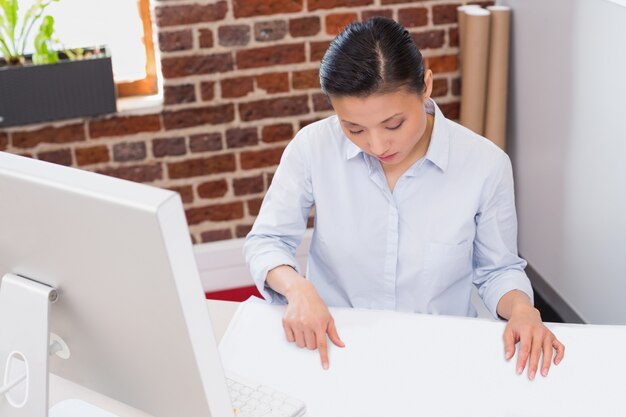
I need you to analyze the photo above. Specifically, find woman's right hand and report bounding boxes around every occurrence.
[282,278,345,369]
[266,265,345,369]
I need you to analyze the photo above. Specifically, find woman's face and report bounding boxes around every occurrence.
[330,72,433,167]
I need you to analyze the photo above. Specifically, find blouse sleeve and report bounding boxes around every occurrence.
[243,133,314,304]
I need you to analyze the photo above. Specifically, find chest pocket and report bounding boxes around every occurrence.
[423,241,472,291]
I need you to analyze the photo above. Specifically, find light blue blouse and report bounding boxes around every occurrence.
[244,99,533,318]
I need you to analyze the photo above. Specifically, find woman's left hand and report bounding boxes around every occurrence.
[503,303,565,380]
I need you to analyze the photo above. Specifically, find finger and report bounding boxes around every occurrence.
[502,327,516,360]
[282,320,295,343]
[318,335,329,370]
[540,336,554,377]
[516,335,531,375]
[294,329,306,349]
[553,339,565,365]
[304,329,317,350]
[327,319,345,348]
[527,331,545,380]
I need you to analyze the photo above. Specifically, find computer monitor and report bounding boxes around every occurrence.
[0,151,234,417]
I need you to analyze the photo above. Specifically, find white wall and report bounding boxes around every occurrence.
[501,0,626,324]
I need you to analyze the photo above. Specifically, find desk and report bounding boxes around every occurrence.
[219,299,626,417]
[50,299,626,417]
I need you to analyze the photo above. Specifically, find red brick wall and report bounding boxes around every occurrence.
[0,0,492,244]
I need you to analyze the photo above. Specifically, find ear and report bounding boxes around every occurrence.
[422,69,433,102]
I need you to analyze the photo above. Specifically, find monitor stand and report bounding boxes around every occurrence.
[0,273,72,417]
[1,274,121,417]
[0,273,56,416]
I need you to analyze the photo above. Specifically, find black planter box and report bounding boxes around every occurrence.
[0,55,117,128]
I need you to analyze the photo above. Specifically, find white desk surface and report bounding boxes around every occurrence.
[50,299,626,417]
[219,299,626,417]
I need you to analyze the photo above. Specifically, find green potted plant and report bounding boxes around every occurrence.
[0,0,117,127]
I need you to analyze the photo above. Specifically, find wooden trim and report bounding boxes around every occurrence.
[116,0,157,97]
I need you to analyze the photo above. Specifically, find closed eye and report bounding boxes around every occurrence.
[348,129,364,135]
[386,121,405,131]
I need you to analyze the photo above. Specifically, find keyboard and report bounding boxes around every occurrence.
[226,374,306,417]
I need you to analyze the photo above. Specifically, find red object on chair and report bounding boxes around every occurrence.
[205,285,262,302]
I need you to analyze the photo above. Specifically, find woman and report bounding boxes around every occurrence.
[244,17,564,379]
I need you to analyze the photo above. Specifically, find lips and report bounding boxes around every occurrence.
[377,152,398,162]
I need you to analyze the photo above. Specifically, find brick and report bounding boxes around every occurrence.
[153,137,186,157]
[199,29,214,48]
[468,1,496,7]
[164,84,196,105]
[381,0,426,4]
[240,147,285,170]
[75,145,110,166]
[255,20,287,42]
[12,123,85,149]
[362,9,393,20]
[97,163,163,183]
[307,216,315,228]
[398,7,428,28]
[158,30,192,52]
[313,93,333,111]
[411,30,445,49]
[233,0,302,18]
[161,53,233,79]
[113,142,147,162]
[186,202,244,225]
[425,55,458,73]
[451,77,461,96]
[289,17,320,37]
[439,102,460,120]
[326,13,358,36]
[236,44,305,69]
[449,27,459,47]
[299,118,322,129]
[226,128,258,149]
[218,25,251,47]
[247,197,264,216]
[201,81,215,101]
[239,96,309,122]
[197,179,228,198]
[168,154,236,179]
[155,2,227,27]
[266,172,275,186]
[163,104,235,130]
[190,133,223,153]
[432,78,448,98]
[221,76,254,98]
[262,123,293,143]
[235,224,253,238]
[89,115,161,139]
[233,175,264,196]
[310,41,331,62]
[433,4,459,25]
[168,185,194,203]
[200,228,232,243]
[256,72,289,94]
[309,0,372,11]
[0,133,8,151]
[292,69,319,89]
[38,148,72,166]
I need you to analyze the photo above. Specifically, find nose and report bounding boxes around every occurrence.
[369,133,390,157]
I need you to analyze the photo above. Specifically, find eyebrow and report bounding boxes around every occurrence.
[341,113,403,127]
